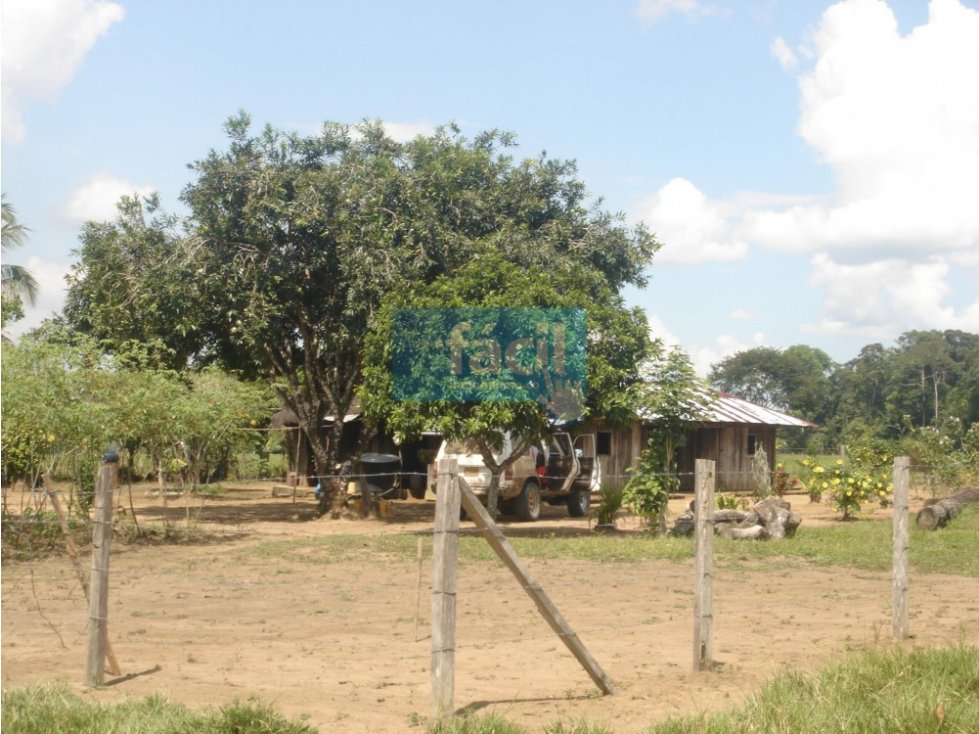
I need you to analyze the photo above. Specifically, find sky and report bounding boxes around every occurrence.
[2,0,978,375]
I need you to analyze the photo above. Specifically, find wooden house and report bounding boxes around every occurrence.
[586,393,815,493]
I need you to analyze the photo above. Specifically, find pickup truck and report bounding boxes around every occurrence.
[429,432,600,521]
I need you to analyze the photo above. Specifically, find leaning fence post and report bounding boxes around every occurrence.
[892,456,910,640]
[693,458,715,672]
[431,458,460,718]
[85,452,118,687]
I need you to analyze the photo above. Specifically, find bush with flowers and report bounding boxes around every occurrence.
[801,444,893,519]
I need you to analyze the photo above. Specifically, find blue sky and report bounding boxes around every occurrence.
[3,0,978,374]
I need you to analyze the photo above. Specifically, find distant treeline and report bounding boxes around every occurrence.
[708,330,979,450]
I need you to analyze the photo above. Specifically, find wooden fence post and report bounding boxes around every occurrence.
[42,475,121,677]
[892,456,910,640]
[85,454,118,687]
[457,476,616,695]
[693,458,715,672]
[431,458,460,718]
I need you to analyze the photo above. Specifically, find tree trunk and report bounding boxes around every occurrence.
[916,487,979,530]
[485,469,503,518]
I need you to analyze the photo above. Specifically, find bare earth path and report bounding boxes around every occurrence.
[3,489,978,733]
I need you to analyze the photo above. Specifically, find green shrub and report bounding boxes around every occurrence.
[594,485,624,526]
[0,684,317,734]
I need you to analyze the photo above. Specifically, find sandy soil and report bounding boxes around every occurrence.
[3,486,978,734]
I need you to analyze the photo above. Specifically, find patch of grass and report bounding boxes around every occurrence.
[0,683,317,734]
[245,533,423,564]
[644,644,979,734]
[421,645,979,734]
[244,531,694,566]
[241,504,979,576]
[715,504,979,577]
[1,510,89,562]
[430,711,529,734]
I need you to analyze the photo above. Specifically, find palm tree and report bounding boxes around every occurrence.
[2,194,38,307]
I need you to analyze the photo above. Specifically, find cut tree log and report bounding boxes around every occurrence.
[916,487,979,531]
[718,524,768,540]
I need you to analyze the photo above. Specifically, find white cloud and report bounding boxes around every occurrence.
[729,308,754,321]
[382,121,436,142]
[635,1,979,341]
[635,178,748,264]
[646,313,764,376]
[1,0,124,143]
[771,36,798,69]
[3,256,71,339]
[804,253,979,336]
[750,0,979,255]
[634,0,718,25]
[61,172,154,224]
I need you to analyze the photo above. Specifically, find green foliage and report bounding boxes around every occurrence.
[623,442,675,528]
[645,644,979,734]
[716,493,746,511]
[1,332,276,507]
[0,509,88,562]
[63,114,656,514]
[430,712,529,734]
[709,344,835,423]
[594,484,625,526]
[710,331,979,457]
[1,194,38,331]
[0,683,317,734]
[625,346,712,530]
[241,504,979,574]
[800,443,893,519]
[63,195,198,370]
[772,463,790,497]
[901,417,979,490]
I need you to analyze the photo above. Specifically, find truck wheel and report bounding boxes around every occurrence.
[567,486,590,517]
[515,481,541,522]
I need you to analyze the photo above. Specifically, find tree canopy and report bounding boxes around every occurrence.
[64,113,658,516]
[709,331,979,450]
[2,194,38,332]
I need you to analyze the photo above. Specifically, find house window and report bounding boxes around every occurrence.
[597,432,612,456]
[747,434,758,456]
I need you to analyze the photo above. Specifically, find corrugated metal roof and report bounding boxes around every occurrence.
[639,391,816,428]
[706,393,816,427]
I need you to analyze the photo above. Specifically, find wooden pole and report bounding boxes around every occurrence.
[415,535,424,642]
[85,454,118,687]
[42,475,121,677]
[457,476,616,695]
[693,458,715,672]
[892,456,910,640]
[431,458,460,718]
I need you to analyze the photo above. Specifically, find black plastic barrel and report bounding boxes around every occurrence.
[358,453,401,496]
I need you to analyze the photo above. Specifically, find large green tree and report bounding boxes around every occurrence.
[360,250,652,516]
[67,114,656,517]
[63,195,203,369]
[708,345,835,424]
[2,194,38,332]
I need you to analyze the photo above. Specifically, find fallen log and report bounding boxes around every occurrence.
[916,487,979,531]
[719,524,768,540]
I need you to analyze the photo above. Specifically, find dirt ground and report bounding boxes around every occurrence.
[3,485,978,734]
